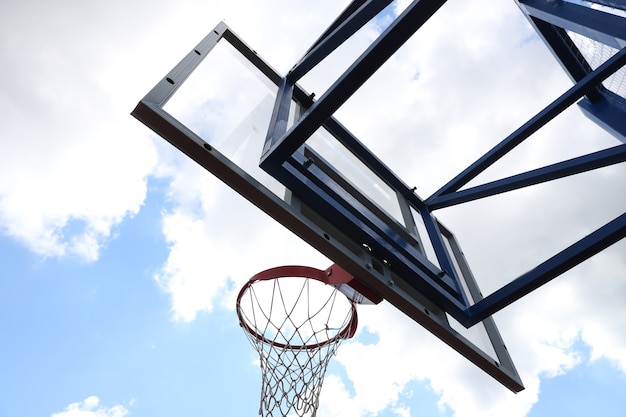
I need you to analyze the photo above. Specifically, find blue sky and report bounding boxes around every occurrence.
[0,181,259,417]
[1,1,626,417]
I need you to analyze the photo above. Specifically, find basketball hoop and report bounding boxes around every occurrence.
[236,265,364,417]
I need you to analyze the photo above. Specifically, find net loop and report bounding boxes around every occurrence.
[237,265,358,417]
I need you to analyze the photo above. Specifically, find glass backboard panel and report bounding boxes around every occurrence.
[162,40,286,199]
[132,22,524,392]
[411,206,440,268]
[568,30,626,99]
[305,128,406,225]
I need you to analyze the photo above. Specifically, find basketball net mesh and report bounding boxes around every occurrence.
[237,273,357,417]
[569,31,626,101]
[565,1,626,101]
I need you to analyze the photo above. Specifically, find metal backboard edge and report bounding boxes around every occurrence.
[131,22,524,392]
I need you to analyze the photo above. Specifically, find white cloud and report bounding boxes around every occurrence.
[317,374,362,417]
[51,396,128,417]
[0,0,358,263]
[0,0,166,261]
[393,405,412,417]
[153,156,331,322]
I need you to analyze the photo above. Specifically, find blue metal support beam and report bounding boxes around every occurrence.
[464,212,626,327]
[579,95,626,144]
[278,156,470,316]
[260,0,449,169]
[262,78,293,154]
[288,0,393,82]
[427,46,626,202]
[524,16,603,101]
[427,144,626,209]
[517,0,626,142]
[259,1,626,330]
[519,0,626,48]
[300,0,373,54]
[419,209,469,306]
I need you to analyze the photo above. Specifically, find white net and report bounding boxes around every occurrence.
[568,31,626,100]
[237,268,358,417]
[563,1,626,100]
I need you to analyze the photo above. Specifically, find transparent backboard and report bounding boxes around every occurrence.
[131,22,524,392]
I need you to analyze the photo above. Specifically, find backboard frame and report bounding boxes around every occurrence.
[131,21,524,392]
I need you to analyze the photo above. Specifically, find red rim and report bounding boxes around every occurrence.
[236,265,358,350]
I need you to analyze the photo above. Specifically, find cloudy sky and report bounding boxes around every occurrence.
[1,1,626,417]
